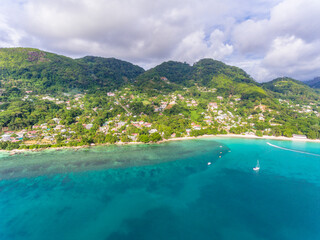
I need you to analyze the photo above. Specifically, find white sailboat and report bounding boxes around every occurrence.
[253,160,260,171]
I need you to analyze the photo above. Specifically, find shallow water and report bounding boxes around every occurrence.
[0,138,320,240]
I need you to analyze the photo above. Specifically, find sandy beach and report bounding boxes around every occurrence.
[161,134,320,143]
[1,134,320,155]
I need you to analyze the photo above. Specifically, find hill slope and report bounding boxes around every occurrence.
[304,77,320,89]
[0,48,144,93]
[0,47,319,104]
[136,58,266,100]
[262,77,320,102]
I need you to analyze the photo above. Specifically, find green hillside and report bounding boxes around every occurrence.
[0,47,67,68]
[135,61,192,92]
[136,58,267,100]
[191,59,266,99]
[76,56,144,88]
[305,77,320,89]
[262,77,320,102]
[0,48,144,93]
[191,58,255,85]
[0,48,318,104]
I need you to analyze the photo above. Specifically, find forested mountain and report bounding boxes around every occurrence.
[76,56,144,89]
[0,48,144,93]
[304,77,320,89]
[136,58,267,100]
[134,61,190,92]
[262,77,320,102]
[0,48,319,150]
[191,59,265,99]
[1,48,317,102]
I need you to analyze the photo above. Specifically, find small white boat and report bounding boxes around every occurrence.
[207,162,211,165]
[253,160,260,171]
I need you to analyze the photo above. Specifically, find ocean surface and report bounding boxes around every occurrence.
[0,137,320,240]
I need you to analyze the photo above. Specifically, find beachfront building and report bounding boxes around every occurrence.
[292,134,307,139]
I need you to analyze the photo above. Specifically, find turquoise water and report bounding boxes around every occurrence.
[0,137,320,240]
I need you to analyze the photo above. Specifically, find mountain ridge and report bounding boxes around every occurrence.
[0,48,319,149]
[304,77,320,89]
[0,48,144,92]
[1,47,319,103]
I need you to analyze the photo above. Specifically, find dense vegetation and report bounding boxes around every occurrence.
[0,47,319,150]
[0,48,144,94]
[305,77,320,89]
[262,77,320,102]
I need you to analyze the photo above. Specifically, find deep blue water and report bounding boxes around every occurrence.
[0,137,320,240]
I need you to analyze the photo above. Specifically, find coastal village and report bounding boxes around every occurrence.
[1,4,320,239]
[1,84,319,148]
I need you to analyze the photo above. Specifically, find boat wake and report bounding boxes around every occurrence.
[266,142,320,157]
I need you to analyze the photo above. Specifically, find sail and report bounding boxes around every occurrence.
[253,160,260,171]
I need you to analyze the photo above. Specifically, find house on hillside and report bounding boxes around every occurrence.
[149,129,157,134]
[1,134,11,141]
[192,125,202,130]
[208,102,218,111]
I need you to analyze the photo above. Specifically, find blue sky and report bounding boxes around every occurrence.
[0,0,319,82]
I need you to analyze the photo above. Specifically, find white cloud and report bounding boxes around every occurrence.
[262,36,320,79]
[263,36,315,68]
[231,0,320,81]
[172,29,233,63]
[232,19,271,55]
[233,0,320,54]
[0,14,23,47]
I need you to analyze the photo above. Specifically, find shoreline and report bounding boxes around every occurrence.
[1,134,320,155]
[160,133,320,143]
